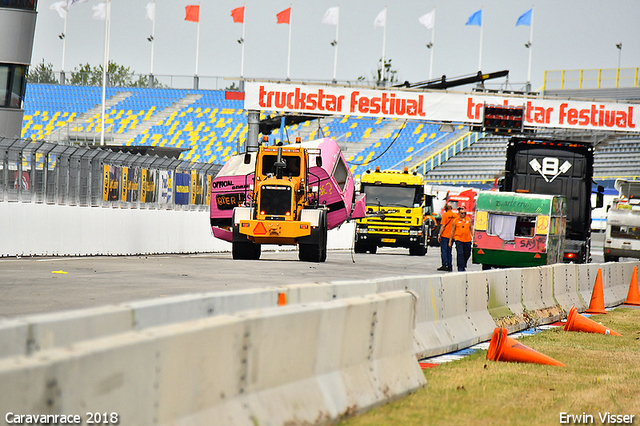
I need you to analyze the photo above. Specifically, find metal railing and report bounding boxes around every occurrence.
[0,136,220,210]
[543,67,640,90]
[409,131,485,176]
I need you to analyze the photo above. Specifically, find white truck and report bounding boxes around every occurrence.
[604,179,640,262]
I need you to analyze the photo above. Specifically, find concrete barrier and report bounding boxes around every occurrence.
[604,262,628,305]
[3,261,639,364]
[551,263,585,312]
[126,288,279,330]
[464,271,497,344]
[0,306,132,358]
[521,267,562,324]
[0,203,356,258]
[0,292,425,426]
[485,268,526,332]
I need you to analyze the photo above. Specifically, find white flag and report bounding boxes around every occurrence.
[49,1,68,18]
[373,8,386,29]
[321,6,339,25]
[146,2,155,21]
[92,3,106,20]
[66,0,89,9]
[418,9,435,29]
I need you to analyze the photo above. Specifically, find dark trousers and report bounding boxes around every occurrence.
[455,240,472,271]
[440,237,452,267]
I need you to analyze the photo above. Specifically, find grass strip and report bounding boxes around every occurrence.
[339,307,640,426]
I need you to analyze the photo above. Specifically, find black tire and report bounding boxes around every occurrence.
[299,211,327,262]
[354,240,367,254]
[604,255,619,263]
[232,241,260,260]
[369,245,377,254]
[409,244,426,256]
[482,264,492,270]
[299,243,322,262]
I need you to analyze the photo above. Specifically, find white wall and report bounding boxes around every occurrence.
[0,203,355,257]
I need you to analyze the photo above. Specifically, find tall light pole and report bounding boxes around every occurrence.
[616,42,622,69]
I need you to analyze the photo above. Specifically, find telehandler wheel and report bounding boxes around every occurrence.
[232,241,261,260]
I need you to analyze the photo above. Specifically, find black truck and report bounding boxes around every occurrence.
[502,137,603,263]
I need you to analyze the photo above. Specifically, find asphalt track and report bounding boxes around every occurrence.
[0,233,606,319]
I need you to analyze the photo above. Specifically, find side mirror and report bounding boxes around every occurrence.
[243,153,251,164]
[596,185,604,209]
[315,156,323,167]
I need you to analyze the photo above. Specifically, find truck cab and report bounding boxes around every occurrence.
[354,167,432,255]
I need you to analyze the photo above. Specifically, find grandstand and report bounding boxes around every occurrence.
[20,82,640,187]
[21,84,463,179]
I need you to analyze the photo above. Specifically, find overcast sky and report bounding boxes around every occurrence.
[31,0,639,91]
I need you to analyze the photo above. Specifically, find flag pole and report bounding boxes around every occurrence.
[240,3,246,79]
[381,6,387,69]
[527,7,534,90]
[286,4,292,80]
[150,1,156,76]
[429,7,435,80]
[61,14,67,82]
[100,0,111,146]
[478,6,483,72]
[332,6,339,83]
[195,6,201,77]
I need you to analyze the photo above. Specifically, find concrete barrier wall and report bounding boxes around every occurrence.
[0,292,425,426]
[0,203,355,257]
[552,263,586,312]
[2,261,639,362]
[485,268,526,332]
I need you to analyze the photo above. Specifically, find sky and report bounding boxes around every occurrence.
[31,0,640,92]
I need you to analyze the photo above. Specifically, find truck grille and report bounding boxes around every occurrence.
[260,186,292,216]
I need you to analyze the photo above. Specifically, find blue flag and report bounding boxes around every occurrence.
[516,9,532,26]
[466,9,482,26]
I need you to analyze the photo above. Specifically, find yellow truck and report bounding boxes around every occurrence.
[354,167,433,255]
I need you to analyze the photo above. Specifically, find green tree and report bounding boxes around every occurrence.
[358,58,398,87]
[69,61,149,87]
[375,58,398,87]
[27,60,57,84]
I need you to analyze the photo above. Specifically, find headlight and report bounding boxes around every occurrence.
[409,230,419,236]
[358,228,368,234]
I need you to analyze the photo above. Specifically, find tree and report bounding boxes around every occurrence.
[359,58,399,87]
[27,60,57,84]
[375,59,398,87]
[69,61,150,87]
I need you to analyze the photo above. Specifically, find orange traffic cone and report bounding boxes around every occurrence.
[486,327,565,367]
[623,266,640,306]
[278,292,287,306]
[585,268,607,314]
[564,306,621,336]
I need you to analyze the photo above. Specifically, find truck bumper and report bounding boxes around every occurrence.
[238,220,312,244]
[356,232,424,249]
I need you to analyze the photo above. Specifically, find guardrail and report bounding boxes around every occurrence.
[543,67,640,90]
[410,131,485,175]
[0,136,219,210]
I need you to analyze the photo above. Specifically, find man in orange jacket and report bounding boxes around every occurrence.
[449,206,473,272]
[437,203,457,271]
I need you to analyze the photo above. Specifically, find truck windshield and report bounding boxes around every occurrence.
[362,184,420,208]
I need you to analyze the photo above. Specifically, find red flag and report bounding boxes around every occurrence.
[276,7,291,24]
[231,6,244,23]
[185,5,199,22]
